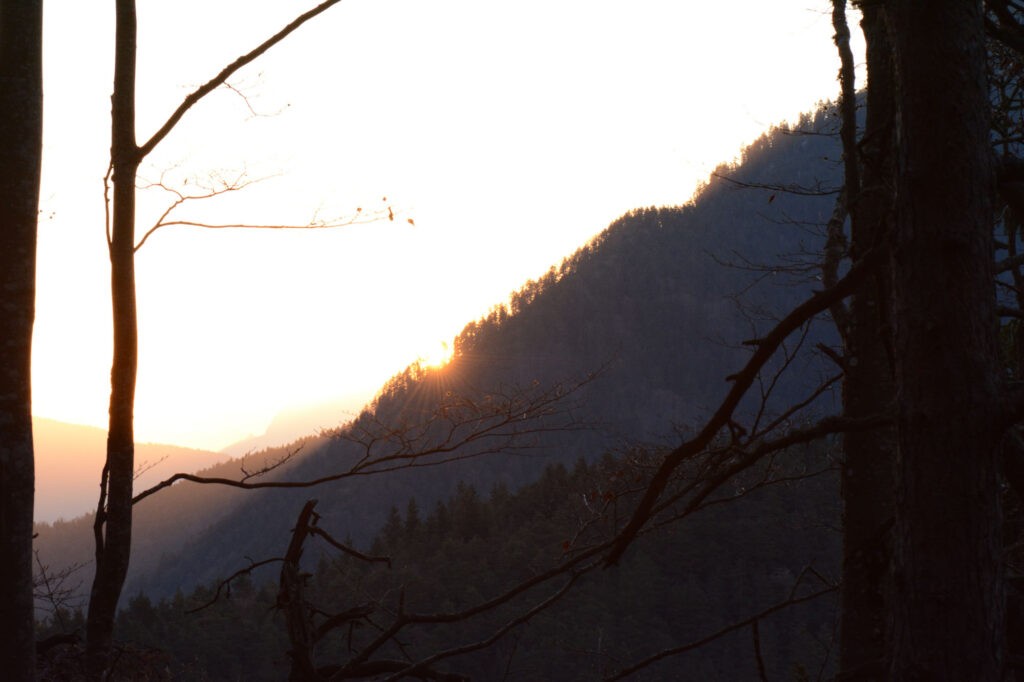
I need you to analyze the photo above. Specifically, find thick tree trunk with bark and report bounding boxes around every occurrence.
[0,2,44,679]
[837,4,896,678]
[85,1,141,676]
[888,2,1005,678]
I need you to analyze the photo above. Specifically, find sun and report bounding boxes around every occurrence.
[417,339,454,369]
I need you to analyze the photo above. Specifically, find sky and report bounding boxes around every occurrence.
[33,1,865,452]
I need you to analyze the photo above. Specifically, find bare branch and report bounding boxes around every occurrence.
[133,171,392,251]
[999,305,1024,319]
[137,0,346,159]
[679,413,889,519]
[262,402,851,680]
[220,80,284,119]
[270,498,602,681]
[133,374,597,506]
[185,557,285,614]
[752,619,769,682]
[381,573,583,682]
[817,342,846,370]
[132,455,167,482]
[308,525,391,568]
[605,248,881,565]
[131,446,303,504]
[999,249,1024,275]
[754,372,844,441]
[711,172,842,197]
[33,551,87,623]
[137,213,381,246]
[103,163,113,251]
[603,585,837,681]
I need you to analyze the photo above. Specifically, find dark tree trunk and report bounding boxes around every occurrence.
[81,3,347,675]
[85,1,140,676]
[0,2,44,679]
[887,2,1005,678]
[837,4,897,678]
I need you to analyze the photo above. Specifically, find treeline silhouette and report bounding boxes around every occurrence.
[40,450,838,680]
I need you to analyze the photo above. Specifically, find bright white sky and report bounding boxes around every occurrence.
[33,1,864,451]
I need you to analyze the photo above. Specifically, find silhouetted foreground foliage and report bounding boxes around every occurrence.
[37,446,838,680]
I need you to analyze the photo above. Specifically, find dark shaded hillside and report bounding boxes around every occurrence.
[123,107,845,601]
[36,106,847,647]
[95,452,838,681]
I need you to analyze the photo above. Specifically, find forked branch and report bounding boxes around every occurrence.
[605,248,881,565]
[132,373,596,506]
[137,0,347,159]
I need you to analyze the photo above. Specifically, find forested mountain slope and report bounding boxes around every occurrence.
[128,107,843,596]
[102,454,838,680]
[35,106,845,649]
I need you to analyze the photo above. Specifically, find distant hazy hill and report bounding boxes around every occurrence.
[32,417,226,523]
[218,393,372,458]
[32,432,310,614]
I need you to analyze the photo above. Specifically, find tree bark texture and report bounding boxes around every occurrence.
[887,2,1005,678]
[86,1,141,676]
[837,3,897,678]
[0,2,44,679]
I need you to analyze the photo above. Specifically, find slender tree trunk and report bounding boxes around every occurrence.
[837,4,896,678]
[86,1,140,676]
[0,2,44,680]
[81,3,347,674]
[887,2,1005,678]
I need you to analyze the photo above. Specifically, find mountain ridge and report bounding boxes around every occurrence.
[33,106,845,617]
[123,106,843,598]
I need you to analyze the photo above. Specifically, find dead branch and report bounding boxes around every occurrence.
[748,319,816,437]
[258,398,856,680]
[754,372,844,442]
[132,454,167,481]
[678,413,888,518]
[279,500,319,679]
[137,0,346,159]
[751,619,768,682]
[132,374,597,506]
[605,248,881,565]
[308,525,392,568]
[380,573,582,682]
[711,172,842,197]
[33,551,87,623]
[185,556,285,614]
[271,499,595,681]
[133,170,394,251]
[603,585,837,681]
